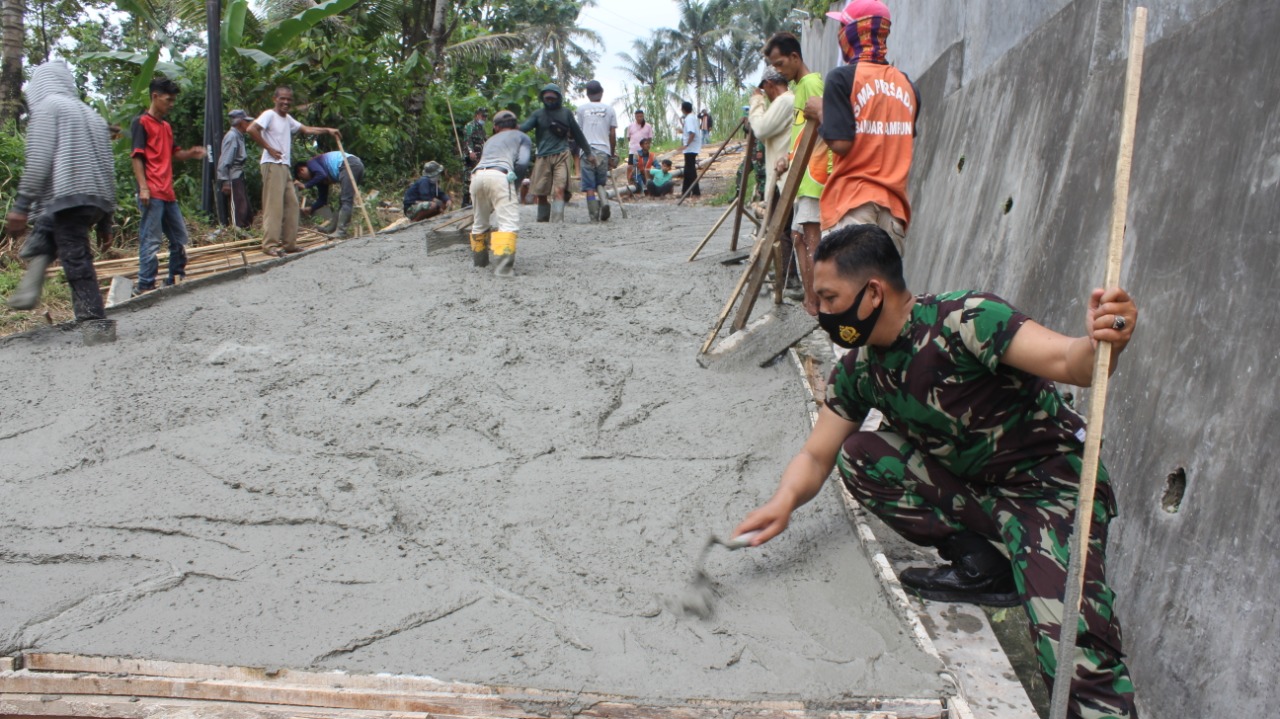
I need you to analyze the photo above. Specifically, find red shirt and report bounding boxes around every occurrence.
[130,112,178,201]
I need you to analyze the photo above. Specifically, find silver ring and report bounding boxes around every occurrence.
[1112,315,1127,331]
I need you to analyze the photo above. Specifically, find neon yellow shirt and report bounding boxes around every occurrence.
[790,72,825,199]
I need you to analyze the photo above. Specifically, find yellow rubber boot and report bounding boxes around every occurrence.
[491,231,517,277]
[470,232,490,268]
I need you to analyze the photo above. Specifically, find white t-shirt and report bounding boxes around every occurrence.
[254,109,303,165]
[575,102,617,155]
[682,113,703,154]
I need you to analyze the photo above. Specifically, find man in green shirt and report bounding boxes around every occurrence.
[519,83,594,223]
[765,32,825,316]
[645,159,675,197]
[735,225,1141,719]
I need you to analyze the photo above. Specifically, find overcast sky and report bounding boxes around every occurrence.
[571,0,683,105]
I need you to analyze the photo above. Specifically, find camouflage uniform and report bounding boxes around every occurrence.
[825,291,1137,719]
[462,117,488,207]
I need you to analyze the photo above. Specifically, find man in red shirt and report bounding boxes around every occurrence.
[129,77,206,294]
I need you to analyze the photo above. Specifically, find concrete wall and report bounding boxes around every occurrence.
[875,0,1280,715]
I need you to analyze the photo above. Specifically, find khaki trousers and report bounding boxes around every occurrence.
[261,163,299,252]
[829,202,907,256]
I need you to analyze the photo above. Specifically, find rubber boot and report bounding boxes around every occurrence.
[327,208,352,239]
[550,200,566,223]
[587,198,601,222]
[899,531,1020,607]
[470,232,490,268]
[6,254,52,310]
[491,231,517,277]
[536,201,551,223]
[600,203,611,222]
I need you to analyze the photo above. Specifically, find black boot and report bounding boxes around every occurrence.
[899,531,1020,607]
[536,201,551,223]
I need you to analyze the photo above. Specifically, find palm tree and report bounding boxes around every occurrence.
[615,36,675,93]
[737,0,800,43]
[520,0,602,91]
[660,0,734,109]
[0,0,23,125]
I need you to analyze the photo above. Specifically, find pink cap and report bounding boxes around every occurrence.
[826,0,891,25]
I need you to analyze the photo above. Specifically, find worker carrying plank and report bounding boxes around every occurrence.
[470,110,532,276]
[735,225,1140,719]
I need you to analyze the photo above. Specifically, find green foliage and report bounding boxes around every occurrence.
[259,0,362,55]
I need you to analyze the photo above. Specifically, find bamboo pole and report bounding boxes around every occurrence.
[334,137,377,238]
[1047,9,1146,719]
[677,117,747,206]
[687,198,739,262]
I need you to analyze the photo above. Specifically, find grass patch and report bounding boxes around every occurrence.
[0,256,74,336]
[707,177,756,207]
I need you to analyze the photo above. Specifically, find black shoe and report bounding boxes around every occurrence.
[899,531,1021,607]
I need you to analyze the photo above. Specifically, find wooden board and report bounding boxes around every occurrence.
[1,655,948,719]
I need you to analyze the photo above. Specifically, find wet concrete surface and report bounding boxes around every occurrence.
[0,201,944,703]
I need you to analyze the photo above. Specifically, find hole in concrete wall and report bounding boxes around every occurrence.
[956,155,965,173]
[1161,468,1187,514]
[1003,197,1014,214]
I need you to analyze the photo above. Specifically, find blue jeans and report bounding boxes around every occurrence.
[579,150,611,194]
[137,199,189,289]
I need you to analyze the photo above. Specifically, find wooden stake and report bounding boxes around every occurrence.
[606,161,629,219]
[729,127,755,251]
[677,117,747,206]
[333,137,377,238]
[1047,9,1146,719]
[687,198,739,262]
[731,122,818,332]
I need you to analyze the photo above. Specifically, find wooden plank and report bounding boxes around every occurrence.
[729,127,755,251]
[731,122,818,332]
[0,667,945,719]
[0,657,13,672]
[687,199,739,262]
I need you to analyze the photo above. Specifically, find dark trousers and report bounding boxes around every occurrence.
[217,177,253,228]
[52,206,107,321]
[682,152,700,197]
[645,181,673,197]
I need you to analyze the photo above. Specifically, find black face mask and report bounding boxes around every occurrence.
[542,95,561,111]
[818,281,882,349]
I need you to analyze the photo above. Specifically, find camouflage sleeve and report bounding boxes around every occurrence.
[955,293,1031,372]
[823,354,872,423]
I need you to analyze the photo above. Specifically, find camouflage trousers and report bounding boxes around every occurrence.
[838,431,1138,719]
[462,160,476,207]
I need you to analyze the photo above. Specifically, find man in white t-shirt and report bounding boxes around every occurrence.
[679,101,703,198]
[246,86,339,256]
[575,80,618,222]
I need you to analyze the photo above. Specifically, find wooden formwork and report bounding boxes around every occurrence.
[0,653,950,719]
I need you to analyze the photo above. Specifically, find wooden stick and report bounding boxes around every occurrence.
[333,137,377,238]
[1047,9,1146,719]
[676,117,747,206]
[698,220,776,354]
[445,96,466,167]
[606,162,629,219]
[731,122,818,332]
[730,127,755,251]
[687,198,739,262]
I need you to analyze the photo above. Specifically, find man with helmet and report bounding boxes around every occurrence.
[470,109,532,276]
[519,83,594,223]
[403,161,451,221]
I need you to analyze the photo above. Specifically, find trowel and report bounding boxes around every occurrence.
[680,531,760,620]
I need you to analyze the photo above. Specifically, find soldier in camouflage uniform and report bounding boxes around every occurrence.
[461,107,488,208]
[736,225,1139,719]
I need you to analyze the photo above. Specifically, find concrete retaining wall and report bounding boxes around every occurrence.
[879,0,1279,715]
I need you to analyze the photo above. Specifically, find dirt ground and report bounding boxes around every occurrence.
[0,193,944,703]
